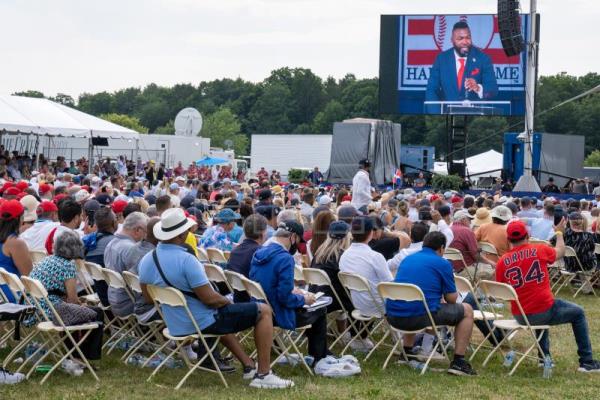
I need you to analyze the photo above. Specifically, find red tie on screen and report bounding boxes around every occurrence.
[457,58,466,90]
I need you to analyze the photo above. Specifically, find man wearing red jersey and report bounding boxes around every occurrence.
[496,220,600,372]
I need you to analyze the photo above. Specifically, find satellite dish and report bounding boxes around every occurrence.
[174,107,202,136]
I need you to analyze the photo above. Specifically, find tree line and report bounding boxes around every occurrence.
[14,69,600,161]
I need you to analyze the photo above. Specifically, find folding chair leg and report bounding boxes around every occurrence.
[482,329,516,367]
[365,330,389,362]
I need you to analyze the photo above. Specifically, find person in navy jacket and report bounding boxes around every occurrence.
[425,21,498,104]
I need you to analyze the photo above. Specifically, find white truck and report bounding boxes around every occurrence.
[250,134,332,181]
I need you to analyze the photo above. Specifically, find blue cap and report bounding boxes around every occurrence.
[328,221,350,239]
[214,208,241,222]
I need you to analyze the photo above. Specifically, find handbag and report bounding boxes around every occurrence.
[52,301,97,326]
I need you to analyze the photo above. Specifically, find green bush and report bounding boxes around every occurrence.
[431,174,463,191]
[288,168,309,183]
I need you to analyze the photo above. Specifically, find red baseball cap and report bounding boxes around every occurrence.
[0,199,24,221]
[451,195,463,204]
[39,183,53,195]
[507,220,528,240]
[342,195,352,202]
[4,187,21,197]
[430,194,440,202]
[38,200,58,213]
[52,194,68,205]
[1,182,14,192]
[111,200,128,214]
[15,181,29,191]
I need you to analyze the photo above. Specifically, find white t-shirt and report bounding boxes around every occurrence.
[21,220,60,251]
[339,243,393,317]
[386,242,423,275]
[351,170,372,210]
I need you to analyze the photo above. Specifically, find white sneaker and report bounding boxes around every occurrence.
[314,356,361,378]
[249,371,295,389]
[61,359,84,377]
[242,362,257,380]
[0,368,25,384]
[180,344,197,362]
[349,338,374,352]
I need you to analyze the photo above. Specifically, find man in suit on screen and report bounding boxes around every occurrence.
[425,21,498,104]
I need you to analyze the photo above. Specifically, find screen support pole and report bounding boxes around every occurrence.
[513,0,541,192]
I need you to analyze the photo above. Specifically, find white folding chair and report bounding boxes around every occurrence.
[84,261,117,330]
[293,264,304,282]
[454,275,502,361]
[444,248,474,283]
[242,277,314,375]
[204,263,233,293]
[197,247,210,263]
[0,269,37,368]
[564,246,598,298]
[478,280,549,375]
[206,248,228,265]
[146,284,229,389]
[29,250,48,266]
[337,271,386,359]
[102,267,144,354]
[377,282,450,373]
[302,267,355,349]
[20,276,100,384]
[478,241,499,257]
[120,271,164,363]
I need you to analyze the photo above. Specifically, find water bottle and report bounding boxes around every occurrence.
[408,360,425,371]
[543,355,553,379]
[503,350,515,367]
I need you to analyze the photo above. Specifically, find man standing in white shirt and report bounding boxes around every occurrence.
[351,159,373,214]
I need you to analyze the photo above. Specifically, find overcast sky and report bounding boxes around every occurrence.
[0,0,596,98]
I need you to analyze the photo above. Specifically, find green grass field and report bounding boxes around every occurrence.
[3,293,600,400]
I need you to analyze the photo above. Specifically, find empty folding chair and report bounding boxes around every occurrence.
[377,282,450,373]
[20,276,100,384]
[479,280,550,376]
[146,284,229,389]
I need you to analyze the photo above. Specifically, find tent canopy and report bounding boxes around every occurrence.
[196,156,229,166]
[0,95,139,139]
[434,149,503,178]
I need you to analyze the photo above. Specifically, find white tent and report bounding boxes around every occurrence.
[0,95,139,139]
[433,149,503,178]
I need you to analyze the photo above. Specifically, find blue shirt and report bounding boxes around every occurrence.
[228,225,244,244]
[386,248,456,317]
[138,243,216,335]
[525,218,554,241]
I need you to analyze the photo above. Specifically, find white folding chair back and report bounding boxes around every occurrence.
[294,264,304,281]
[595,243,600,256]
[0,269,26,303]
[122,271,142,293]
[224,270,247,292]
[562,246,597,297]
[20,276,100,384]
[206,248,228,264]
[204,263,233,292]
[302,268,331,287]
[145,284,228,388]
[478,280,550,375]
[85,262,107,281]
[478,241,499,256]
[29,250,48,265]
[197,247,210,262]
[376,282,449,372]
[242,277,269,304]
[443,247,466,262]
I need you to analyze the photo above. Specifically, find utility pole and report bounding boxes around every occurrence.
[513,0,541,192]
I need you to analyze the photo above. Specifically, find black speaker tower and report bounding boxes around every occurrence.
[497,0,525,56]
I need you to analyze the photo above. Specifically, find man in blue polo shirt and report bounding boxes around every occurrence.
[385,231,476,376]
